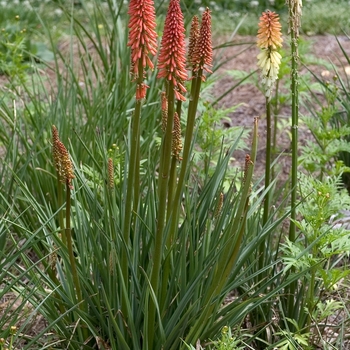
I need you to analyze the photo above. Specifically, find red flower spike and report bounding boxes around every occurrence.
[191,8,213,81]
[127,0,158,90]
[157,0,187,101]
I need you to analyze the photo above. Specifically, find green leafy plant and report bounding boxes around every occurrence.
[0,21,30,80]
[301,75,350,179]
[1,1,350,350]
[184,326,247,350]
[280,173,350,346]
[0,1,282,349]
[0,13,53,82]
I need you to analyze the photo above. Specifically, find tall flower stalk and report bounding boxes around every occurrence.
[52,126,86,332]
[148,0,187,346]
[123,0,158,294]
[256,10,283,269]
[168,7,213,252]
[287,0,302,245]
[287,0,302,324]
[159,7,213,319]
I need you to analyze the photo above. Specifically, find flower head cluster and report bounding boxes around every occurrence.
[189,8,213,80]
[127,0,158,99]
[257,10,283,98]
[52,125,75,190]
[257,10,283,50]
[157,0,187,101]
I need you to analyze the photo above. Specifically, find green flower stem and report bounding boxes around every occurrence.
[289,5,299,245]
[159,73,202,312]
[272,79,280,161]
[168,72,202,243]
[9,331,15,350]
[133,138,141,214]
[288,0,299,321]
[57,177,66,246]
[51,175,66,314]
[167,157,178,218]
[147,83,175,349]
[64,184,87,340]
[260,97,272,270]
[160,154,177,312]
[167,100,183,217]
[121,60,144,296]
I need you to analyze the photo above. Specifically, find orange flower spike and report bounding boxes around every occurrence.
[51,125,75,190]
[127,0,158,78]
[58,141,75,190]
[257,10,283,98]
[52,125,61,175]
[188,15,200,68]
[191,8,213,80]
[257,10,283,50]
[157,0,188,101]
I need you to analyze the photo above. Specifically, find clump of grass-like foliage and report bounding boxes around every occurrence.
[0,1,350,349]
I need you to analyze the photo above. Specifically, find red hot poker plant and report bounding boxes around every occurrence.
[127,0,158,100]
[166,7,213,257]
[157,0,187,101]
[148,1,188,346]
[190,7,213,80]
[123,0,159,302]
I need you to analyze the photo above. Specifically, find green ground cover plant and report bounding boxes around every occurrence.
[0,0,350,349]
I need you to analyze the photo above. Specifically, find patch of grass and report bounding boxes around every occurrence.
[211,1,350,36]
[301,1,350,34]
